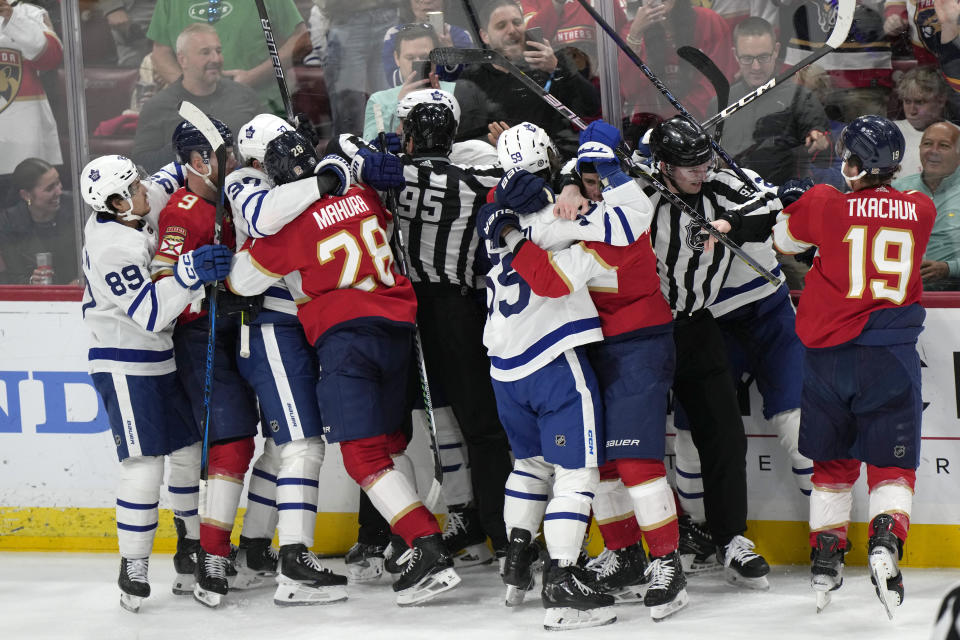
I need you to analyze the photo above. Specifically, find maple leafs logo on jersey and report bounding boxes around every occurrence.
[159,226,187,258]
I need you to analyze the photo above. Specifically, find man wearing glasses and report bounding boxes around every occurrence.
[721,17,829,186]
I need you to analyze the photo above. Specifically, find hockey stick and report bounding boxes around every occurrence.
[373,104,444,513]
[177,101,228,492]
[254,0,295,120]
[429,47,780,286]
[678,46,729,143]
[703,0,854,128]
[572,0,759,193]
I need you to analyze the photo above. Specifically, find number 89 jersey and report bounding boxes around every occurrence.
[228,185,418,346]
[773,183,935,348]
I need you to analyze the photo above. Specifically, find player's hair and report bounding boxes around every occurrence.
[175,23,219,57]
[13,157,55,196]
[480,0,522,32]
[895,65,949,102]
[394,24,441,56]
[733,17,776,46]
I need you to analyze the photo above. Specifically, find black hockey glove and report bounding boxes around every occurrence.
[778,177,814,208]
[206,284,264,322]
[293,113,321,147]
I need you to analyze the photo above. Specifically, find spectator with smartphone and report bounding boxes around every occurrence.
[381,0,474,87]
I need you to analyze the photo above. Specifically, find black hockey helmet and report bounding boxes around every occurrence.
[172,116,233,166]
[649,115,713,167]
[402,102,457,156]
[263,130,319,185]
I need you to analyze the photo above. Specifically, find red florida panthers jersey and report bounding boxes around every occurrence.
[152,188,238,325]
[228,185,417,345]
[773,184,935,348]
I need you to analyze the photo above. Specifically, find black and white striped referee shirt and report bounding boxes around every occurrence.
[646,168,780,316]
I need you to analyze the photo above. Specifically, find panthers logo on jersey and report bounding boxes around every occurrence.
[0,49,23,115]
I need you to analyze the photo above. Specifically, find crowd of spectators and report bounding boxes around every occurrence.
[3,0,960,290]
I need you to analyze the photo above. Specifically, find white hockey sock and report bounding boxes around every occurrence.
[203,474,246,533]
[592,478,634,529]
[867,481,913,525]
[276,437,324,547]
[809,486,853,535]
[166,442,201,539]
[241,437,281,540]
[770,409,813,496]
[431,406,473,506]
[504,456,553,535]
[391,451,418,493]
[544,466,598,563]
[364,468,423,527]
[627,476,676,530]
[673,428,705,522]
[117,455,164,558]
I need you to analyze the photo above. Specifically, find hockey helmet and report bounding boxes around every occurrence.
[172,116,233,166]
[263,130,319,186]
[402,101,458,155]
[837,115,904,176]
[80,155,143,214]
[649,116,713,167]
[497,122,558,175]
[237,113,292,165]
[396,88,461,125]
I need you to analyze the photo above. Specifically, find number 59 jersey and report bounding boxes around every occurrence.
[227,184,417,346]
[773,183,935,348]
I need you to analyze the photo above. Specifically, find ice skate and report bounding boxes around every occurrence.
[274,543,349,606]
[344,541,386,583]
[501,528,539,607]
[811,532,845,613]
[193,548,229,608]
[585,543,648,604]
[868,514,904,620]
[643,551,689,621]
[442,505,493,568]
[231,536,278,590]
[384,534,410,574]
[718,535,770,590]
[678,516,722,574]
[393,533,462,606]
[541,562,617,630]
[172,517,199,595]
[118,557,150,613]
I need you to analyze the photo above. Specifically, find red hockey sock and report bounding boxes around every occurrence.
[644,518,680,558]
[597,516,643,551]
[393,505,441,547]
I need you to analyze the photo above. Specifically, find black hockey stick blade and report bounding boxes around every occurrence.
[703,0,854,128]
[254,0,295,120]
[678,46,729,142]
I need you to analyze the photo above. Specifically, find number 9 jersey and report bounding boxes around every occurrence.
[773,183,936,348]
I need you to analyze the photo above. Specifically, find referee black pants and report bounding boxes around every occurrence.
[672,310,749,547]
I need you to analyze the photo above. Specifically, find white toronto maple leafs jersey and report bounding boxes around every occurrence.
[226,166,325,317]
[484,179,654,381]
[81,170,197,375]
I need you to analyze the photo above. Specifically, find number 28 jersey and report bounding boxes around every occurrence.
[227,184,417,345]
[773,184,935,348]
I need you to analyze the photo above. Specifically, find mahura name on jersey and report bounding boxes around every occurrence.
[311,193,371,230]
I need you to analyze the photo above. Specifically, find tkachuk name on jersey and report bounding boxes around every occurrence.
[607,439,641,447]
[312,194,371,230]
[847,197,919,221]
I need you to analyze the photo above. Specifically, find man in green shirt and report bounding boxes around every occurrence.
[146,0,305,113]
[892,121,960,290]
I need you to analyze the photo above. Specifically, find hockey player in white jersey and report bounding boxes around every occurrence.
[79,154,231,612]
[477,120,657,630]
[224,113,352,604]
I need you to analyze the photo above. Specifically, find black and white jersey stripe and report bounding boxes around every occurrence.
[647,168,780,315]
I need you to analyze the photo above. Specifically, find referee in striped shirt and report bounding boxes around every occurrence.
[645,116,780,587]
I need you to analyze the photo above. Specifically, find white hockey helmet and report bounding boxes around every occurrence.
[396,88,461,124]
[497,122,557,174]
[80,155,141,214]
[237,113,292,164]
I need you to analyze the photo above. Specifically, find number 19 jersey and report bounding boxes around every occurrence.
[773,183,935,348]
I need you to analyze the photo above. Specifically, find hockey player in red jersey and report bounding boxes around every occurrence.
[773,115,936,617]
[227,131,461,606]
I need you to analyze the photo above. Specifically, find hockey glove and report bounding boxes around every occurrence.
[315,154,352,196]
[371,132,402,154]
[495,168,554,214]
[777,177,814,208]
[175,244,232,290]
[210,284,264,321]
[577,141,630,189]
[476,202,520,250]
[293,113,321,147]
[579,119,622,150]
[351,147,406,191]
[795,246,817,267]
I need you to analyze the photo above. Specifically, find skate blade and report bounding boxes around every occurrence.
[651,588,690,621]
[680,554,722,575]
[543,606,616,631]
[868,551,899,620]
[119,593,143,613]
[505,581,533,607]
[724,567,770,591]
[610,584,646,605]
[172,573,195,595]
[347,558,384,584]
[274,582,349,606]
[396,567,462,606]
[816,590,832,613]
[453,543,494,568]
[229,569,269,591]
[193,584,224,608]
